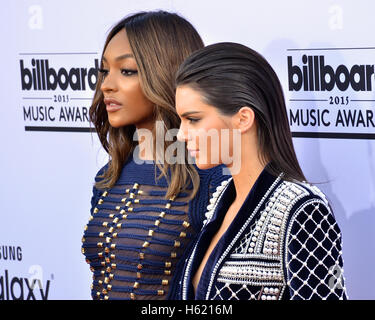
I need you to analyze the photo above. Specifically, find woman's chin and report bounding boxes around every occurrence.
[195,159,221,170]
[108,117,131,128]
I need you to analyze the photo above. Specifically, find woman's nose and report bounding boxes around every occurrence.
[100,72,117,93]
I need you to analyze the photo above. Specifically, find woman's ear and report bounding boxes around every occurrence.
[232,106,255,133]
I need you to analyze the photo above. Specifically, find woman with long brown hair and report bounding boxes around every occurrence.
[81,11,226,300]
[174,42,347,300]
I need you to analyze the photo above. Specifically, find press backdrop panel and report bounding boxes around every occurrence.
[0,0,374,299]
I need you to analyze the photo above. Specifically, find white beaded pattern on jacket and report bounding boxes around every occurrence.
[203,178,232,226]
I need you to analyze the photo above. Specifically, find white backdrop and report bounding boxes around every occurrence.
[0,0,374,299]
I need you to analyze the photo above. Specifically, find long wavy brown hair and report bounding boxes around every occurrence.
[90,11,204,198]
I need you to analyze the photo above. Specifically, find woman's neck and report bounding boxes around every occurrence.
[227,136,265,204]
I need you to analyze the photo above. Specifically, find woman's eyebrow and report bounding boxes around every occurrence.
[102,53,134,62]
[180,111,202,117]
[115,53,134,61]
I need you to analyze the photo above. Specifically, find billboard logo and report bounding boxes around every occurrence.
[288,55,375,92]
[286,48,375,139]
[20,58,99,91]
[19,52,99,132]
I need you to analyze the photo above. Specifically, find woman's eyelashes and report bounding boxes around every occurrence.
[98,67,138,78]
[121,69,138,76]
[186,117,201,124]
[98,68,109,78]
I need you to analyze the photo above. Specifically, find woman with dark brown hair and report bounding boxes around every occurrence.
[81,11,226,300]
[173,42,347,300]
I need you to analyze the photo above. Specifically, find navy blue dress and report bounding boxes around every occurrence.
[82,155,227,300]
[176,167,347,300]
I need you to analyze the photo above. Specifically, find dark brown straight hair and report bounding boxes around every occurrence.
[176,42,306,182]
[90,11,204,198]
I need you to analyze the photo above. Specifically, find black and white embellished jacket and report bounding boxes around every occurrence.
[173,167,347,300]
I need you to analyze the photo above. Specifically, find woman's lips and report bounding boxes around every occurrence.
[104,98,122,112]
[106,104,122,112]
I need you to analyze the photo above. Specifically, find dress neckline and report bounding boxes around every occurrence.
[193,167,280,299]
